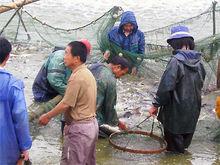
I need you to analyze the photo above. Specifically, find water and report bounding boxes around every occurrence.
[1,0,214,31]
[2,0,220,164]
[5,51,220,164]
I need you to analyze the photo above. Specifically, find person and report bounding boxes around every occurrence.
[30,39,91,133]
[149,25,206,153]
[39,41,98,165]
[107,11,145,75]
[32,39,91,102]
[0,37,32,164]
[89,56,131,137]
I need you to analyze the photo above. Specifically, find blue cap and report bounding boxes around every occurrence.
[167,25,194,44]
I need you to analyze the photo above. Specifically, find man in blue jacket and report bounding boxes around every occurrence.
[0,37,32,164]
[108,11,145,75]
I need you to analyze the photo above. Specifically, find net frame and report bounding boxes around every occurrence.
[109,130,167,154]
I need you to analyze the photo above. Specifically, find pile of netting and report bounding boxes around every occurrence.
[1,1,220,90]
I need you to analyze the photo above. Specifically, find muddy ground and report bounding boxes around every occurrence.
[4,48,220,165]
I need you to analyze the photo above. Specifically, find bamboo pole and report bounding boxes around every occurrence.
[213,1,217,36]
[0,0,39,14]
[212,1,220,89]
[217,59,220,89]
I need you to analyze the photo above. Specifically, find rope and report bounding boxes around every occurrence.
[144,5,212,34]
[31,20,54,46]
[23,6,117,32]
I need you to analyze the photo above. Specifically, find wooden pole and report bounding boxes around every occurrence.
[0,0,39,14]
[212,1,217,36]
[217,59,220,89]
[213,1,220,89]
[0,9,18,35]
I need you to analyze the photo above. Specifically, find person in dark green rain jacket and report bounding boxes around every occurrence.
[30,39,91,134]
[89,56,131,138]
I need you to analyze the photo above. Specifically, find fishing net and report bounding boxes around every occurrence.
[1,1,220,89]
[109,116,167,154]
[109,131,167,154]
[0,2,123,63]
[2,1,220,155]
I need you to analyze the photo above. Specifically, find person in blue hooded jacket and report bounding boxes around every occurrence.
[0,37,32,164]
[107,11,145,75]
[149,26,206,153]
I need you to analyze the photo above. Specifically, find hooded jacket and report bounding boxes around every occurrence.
[153,50,206,134]
[89,63,118,126]
[32,50,71,102]
[0,69,32,164]
[108,11,145,55]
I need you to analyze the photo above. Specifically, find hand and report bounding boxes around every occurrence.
[148,106,158,116]
[118,120,127,130]
[131,67,137,76]
[63,124,68,135]
[39,113,51,126]
[21,150,29,161]
[103,50,110,60]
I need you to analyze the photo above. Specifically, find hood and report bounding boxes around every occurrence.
[174,50,202,71]
[118,11,138,34]
[0,70,21,98]
[0,70,11,98]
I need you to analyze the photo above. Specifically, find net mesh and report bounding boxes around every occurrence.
[110,132,165,151]
[1,2,220,90]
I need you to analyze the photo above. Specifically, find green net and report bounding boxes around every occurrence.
[1,2,220,90]
[0,5,124,64]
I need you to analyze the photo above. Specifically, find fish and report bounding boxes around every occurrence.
[99,124,121,138]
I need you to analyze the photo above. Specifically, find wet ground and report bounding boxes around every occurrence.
[4,48,220,165]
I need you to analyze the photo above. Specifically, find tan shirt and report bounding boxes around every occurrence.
[62,64,97,122]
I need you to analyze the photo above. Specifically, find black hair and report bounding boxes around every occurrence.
[0,37,12,64]
[68,41,87,63]
[110,55,131,70]
[168,37,195,51]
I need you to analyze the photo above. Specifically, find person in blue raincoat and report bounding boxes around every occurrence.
[107,11,145,75]
[0,37,32,164]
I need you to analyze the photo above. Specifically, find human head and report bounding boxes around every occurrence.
[0,37,12,65]
[123,23,134,33]
[80,39,92,55]
[119,11,138,34]
[109,55,131,78]
[167,25,195,50]
[64,41,87,68]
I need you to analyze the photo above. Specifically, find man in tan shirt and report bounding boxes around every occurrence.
[39,41,98,165]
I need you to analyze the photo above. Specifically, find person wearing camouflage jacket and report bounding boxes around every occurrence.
[89,56,130,138]
[32,50,71,102]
